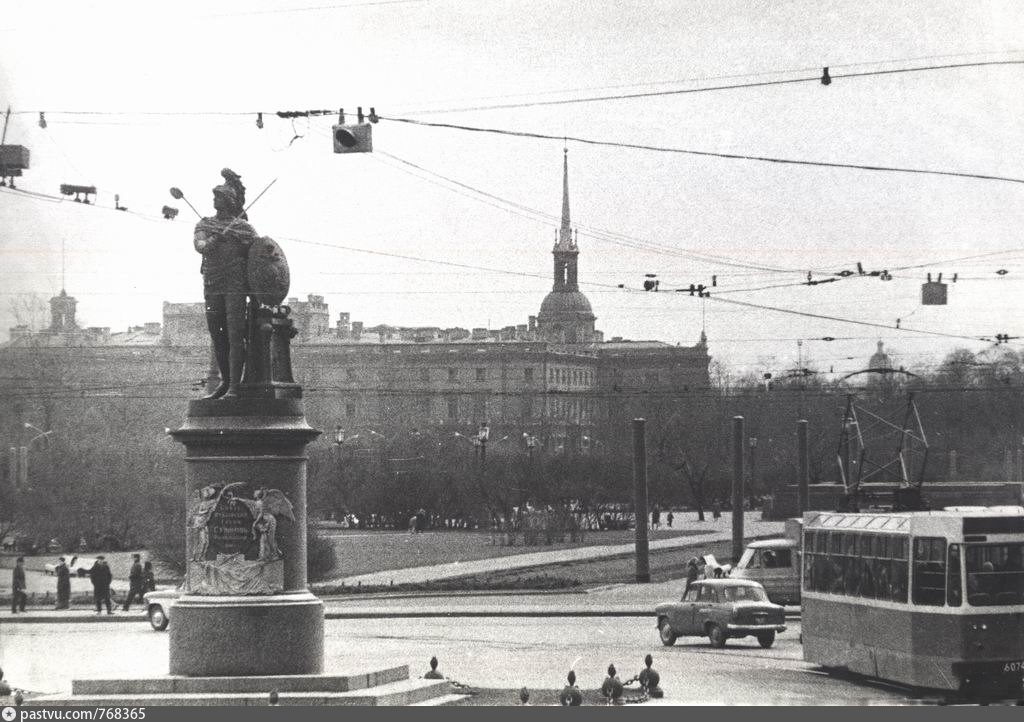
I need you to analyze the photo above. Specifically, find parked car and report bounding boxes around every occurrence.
[655,578,786,649]
[44,556,98,577]
[143,588,180,631]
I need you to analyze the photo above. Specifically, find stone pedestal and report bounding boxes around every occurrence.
[169,396,322,677]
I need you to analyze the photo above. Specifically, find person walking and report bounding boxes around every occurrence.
[142,561,156,593]
[54,556,71,610]
[123,554,144,611]
[666,511,674,528]
[89,556,113,615]
[11,557,27,614]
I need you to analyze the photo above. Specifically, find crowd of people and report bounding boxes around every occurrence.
[8,553,156,614]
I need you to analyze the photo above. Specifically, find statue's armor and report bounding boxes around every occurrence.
[194,217,257,295]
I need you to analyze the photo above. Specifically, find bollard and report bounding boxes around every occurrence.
[637,654,663,698]
[519,687,530,705]
[424,656,444,679]
[601,664,624,705]
[268,689,279,706]
[559,670,583,706]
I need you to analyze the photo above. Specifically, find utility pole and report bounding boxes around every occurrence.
[632,418,650,583]
[797,419,809,515]
[732,416,745,564]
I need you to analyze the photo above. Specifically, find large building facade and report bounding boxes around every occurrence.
[2,153,710,478]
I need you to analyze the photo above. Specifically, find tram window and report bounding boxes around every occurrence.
[816,532,828,554]
[912,537,947,606]
[965,542,1024,606]
[946,544,962,607]
[891,556,909,603]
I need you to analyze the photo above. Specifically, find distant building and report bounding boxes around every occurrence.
[1,152,710,479]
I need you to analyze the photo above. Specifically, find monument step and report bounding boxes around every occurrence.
[410,693,472,706]
[72,666,408,696]
[32,678,454,707]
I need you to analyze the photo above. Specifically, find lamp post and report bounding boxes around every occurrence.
[749,437,759,498]
[333,427,348,519]
[14,422,53,489]
[476,422,490,472]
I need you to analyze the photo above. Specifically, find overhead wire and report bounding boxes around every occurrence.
[379,116,1024,187]
[389,49,1024,115]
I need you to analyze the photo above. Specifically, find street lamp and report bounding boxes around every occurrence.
[24,422,52,448]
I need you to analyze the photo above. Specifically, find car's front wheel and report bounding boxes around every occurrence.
[148,605,168,631]
[708,624,727,648]
[757,631,776,648]
[658,618,677,647]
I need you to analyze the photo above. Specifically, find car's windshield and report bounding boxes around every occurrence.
[720,585,768,602]
[965,542,1024,606]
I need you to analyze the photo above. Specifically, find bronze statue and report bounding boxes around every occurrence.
[194,170,256,399]
[191,169,291,399]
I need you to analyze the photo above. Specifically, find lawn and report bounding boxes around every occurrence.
[320,527,703,579]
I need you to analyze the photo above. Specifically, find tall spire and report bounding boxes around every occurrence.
[558,146,573,249]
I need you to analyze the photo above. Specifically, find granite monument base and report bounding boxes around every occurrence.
[169,591,324,676]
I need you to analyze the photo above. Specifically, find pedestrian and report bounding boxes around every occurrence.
[666,511,674,528]
[651,508,660,531]
[142,561,156,593]
[123,554,144,611]
[683,557,700,594]
[89,556,114,615]
[11,557,27,614]
[55,556,71,610]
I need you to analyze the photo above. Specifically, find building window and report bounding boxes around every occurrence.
[549,369,555,381]
[448,368,458,382]
[419,397,431,416]
[524,367,534,382]
[447,397,458,419]
[420,368,430,382]
[476,368,486,382]
[345,403,356,418]
[346,369,357,381]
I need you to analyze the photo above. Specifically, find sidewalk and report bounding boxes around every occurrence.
[317,513,783,588]
[2,513,787,623]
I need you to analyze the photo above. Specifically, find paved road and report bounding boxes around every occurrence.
[0,618,912,705]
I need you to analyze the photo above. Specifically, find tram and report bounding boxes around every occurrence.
[801,506,1024,698]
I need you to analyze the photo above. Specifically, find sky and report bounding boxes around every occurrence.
[1,0,1024,379]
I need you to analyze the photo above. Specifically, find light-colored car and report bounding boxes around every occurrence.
[731,538,801,605]
[44,556,98,577]
[143,588,180,631]
[655,578,786,649]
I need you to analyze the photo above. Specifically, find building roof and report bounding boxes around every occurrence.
[538,290,595,319]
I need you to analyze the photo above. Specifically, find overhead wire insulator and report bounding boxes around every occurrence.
[821,67,832,85]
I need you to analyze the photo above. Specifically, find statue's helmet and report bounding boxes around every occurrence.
[213,183,243,215]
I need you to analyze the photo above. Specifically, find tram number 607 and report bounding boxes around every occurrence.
[1003,661,1024,673]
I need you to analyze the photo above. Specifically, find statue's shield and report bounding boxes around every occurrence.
[247,235,290,306]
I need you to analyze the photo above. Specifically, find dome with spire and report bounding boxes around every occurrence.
[869,340,892,370]
[536,149,598,344]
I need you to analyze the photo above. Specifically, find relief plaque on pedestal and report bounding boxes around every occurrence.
[187,482,292,595]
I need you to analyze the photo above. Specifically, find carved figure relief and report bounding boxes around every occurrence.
[186,482,293,595]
